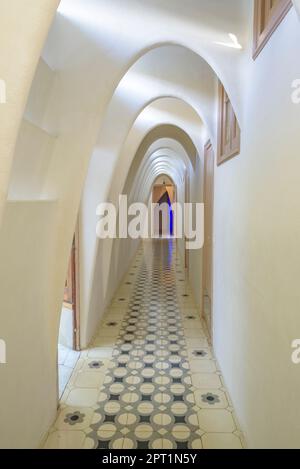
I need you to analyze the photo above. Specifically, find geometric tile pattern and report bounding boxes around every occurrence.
[86,242,200,449]
[44,240,244,449]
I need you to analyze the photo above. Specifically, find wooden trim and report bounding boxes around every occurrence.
[63,224,81,351]
[217,82,241,166]
[202,140,215,339]
[73,223,81,351]
[253,0,293,59]
[184,170,190,271]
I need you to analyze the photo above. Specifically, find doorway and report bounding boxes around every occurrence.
[58,229,80,398]
[202,141,214,337]
[152,177,176,238]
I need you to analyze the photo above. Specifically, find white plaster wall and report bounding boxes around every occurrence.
[24,59,56,132]
[8,119,56,200]
[0,0,59,222]
[0,201,58,448]
[212,10,300,448]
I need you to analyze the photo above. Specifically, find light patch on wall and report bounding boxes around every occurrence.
[57,0,158,51]
[133,101,204,138]
[118,72,172,105]
[214,33,242,50]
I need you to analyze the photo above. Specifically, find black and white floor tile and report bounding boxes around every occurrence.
[44,240,244,450]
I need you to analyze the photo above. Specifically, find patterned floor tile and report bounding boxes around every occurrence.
[44,240,244,449]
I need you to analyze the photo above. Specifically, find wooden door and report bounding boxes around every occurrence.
[63,241,74,305]
[63,233,80,351]
[202,141,214,335]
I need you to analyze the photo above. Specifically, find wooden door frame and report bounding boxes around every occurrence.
[63,225,81,351]
[202,140,215,339]
[185,170,190,271]
[73,226,81,351]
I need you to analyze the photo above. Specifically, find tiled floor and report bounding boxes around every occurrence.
[44,240,244,449]
[58,345,80,398]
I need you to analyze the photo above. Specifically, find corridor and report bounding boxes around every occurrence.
[44,240,244,450]
[2,0,300,451]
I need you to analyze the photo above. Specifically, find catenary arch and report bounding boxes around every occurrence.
[81,93,206,345]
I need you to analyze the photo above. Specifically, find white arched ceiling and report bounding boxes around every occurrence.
[86,45,216,206]
[111,97,203,205]
[76,43,216,349]
[129,147,189,204]
[81,95,203,344]
[123,130,199,196]
[132,155,185,203]
[55,0,250,116]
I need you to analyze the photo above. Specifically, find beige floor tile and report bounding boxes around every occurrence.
[83,436,96,449]
[92,336,117,349]
[96,328,120,338]
[44,430,86,449]
[134,424,154,439]
[190,359,217,373]
[87,347,113,358]
[74,371,106,388]
[201,433,243,449]
[151,438,174,449]
[191,438,203,449]
[185,329,207,339]
[186,338,209,348]
[192,372,222,389]
[197,409,236,433]
[122,438,135,449]
[97,424,118,439]
[66,388,99,407]
[183,320,203,329]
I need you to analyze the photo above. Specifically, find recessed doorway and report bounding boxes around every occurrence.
[58,229,81,398]
[152,176,176,239]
